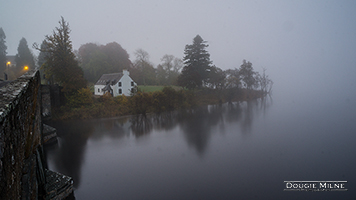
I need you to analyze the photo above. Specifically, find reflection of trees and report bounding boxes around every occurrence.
[225,102,243,123]
[44,96,273,187]
[130,106,226,156]
[260,94,273,117]
[238,95,273,135]
[143,99,272,156]
[240,100,254,134]
[130,112,180,137]
[130,115,153,137]
[177,105,226,157]
[90,118,128,140]
[45,120,94,188]
[207,105,225,128]
[45,117,133,188]
[152,112,178,131]
[178,107,212,156]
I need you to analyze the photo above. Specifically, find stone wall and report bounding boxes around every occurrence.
[0,70,44,199]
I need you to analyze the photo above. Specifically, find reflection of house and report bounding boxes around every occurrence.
[94,69,137,97]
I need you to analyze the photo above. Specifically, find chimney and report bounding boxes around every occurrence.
[123,69,129,76]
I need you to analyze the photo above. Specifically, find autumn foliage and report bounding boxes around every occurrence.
[55,86,195,120]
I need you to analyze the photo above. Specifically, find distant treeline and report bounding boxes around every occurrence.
[2,18,273,94]
[76,36,273,94]
[77,43,182,86]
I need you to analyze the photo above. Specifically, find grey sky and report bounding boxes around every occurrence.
[1,0,356,97]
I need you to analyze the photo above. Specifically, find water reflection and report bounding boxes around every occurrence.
[130,115,153,137]
[241,100,255,134]
[45,98,272,189]
[260,94,273,117]
[90,118,129,140]
[225,102,243,122]
[178,107,214,156]
[45,120,94,188]
[152,112,177,131]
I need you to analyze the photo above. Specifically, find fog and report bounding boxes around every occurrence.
[2,1,355,198]
[1,0,356,100]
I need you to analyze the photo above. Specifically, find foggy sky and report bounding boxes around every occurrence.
[1,0,356,98]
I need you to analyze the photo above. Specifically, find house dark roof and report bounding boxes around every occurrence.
[102,84,113,93]
[95,73,123,86]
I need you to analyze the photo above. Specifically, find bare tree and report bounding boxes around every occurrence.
[258,68,273,93]
[132,49,156,85]
[159,54,183,85]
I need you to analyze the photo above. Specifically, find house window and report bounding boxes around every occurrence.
[98,88,100,93]
[119,82,122,87]
[119,89,122,94]
[131,81,134,86]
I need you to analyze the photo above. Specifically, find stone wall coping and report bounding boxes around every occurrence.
[0,70,39,123]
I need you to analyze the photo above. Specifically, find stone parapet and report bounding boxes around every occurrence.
[0,70,42,199]
[0,70,73,199]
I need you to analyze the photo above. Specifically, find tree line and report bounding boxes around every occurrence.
[0,28,36,80]
[0,17,272,119]
[1,17,272,94]
[76,44,183,86]
[178,35,273,94]
[76,34,273,94]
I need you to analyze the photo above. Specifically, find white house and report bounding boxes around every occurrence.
[94,69,137,97]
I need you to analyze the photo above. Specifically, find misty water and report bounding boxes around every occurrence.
[45,86,356,200]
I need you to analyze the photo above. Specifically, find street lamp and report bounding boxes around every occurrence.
[4,61,11,80]
[24,66,29,70]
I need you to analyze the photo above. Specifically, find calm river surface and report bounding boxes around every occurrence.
[45,88,356,200]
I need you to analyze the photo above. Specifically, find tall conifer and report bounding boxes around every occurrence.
[37,17,86,93]
[15,37,35,75]
[178,35,212,89]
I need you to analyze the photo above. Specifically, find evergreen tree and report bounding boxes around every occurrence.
[36,17,86,93]
[178,35,212,89]
[15,37,35,76]
[0,28,7,75]
[37,40,49,68]
[37,40,50,80]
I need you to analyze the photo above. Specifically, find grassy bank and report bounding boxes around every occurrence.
[138,85,181,93]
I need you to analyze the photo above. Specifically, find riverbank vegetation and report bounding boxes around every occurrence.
[53,86,194,120]
[53,86,266,120]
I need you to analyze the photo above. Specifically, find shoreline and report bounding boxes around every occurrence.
[50,88,268,121]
